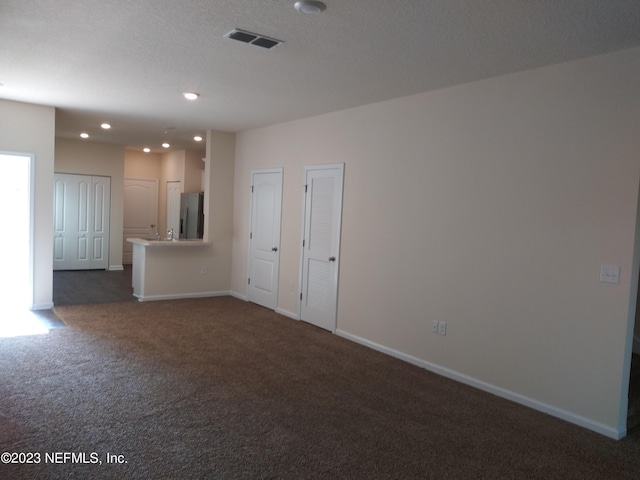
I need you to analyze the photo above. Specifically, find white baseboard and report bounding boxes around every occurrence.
[229,291,248,302]
[335,329,624,440]
[228,292,299,320]
[31,302,54,310]
[275,307,299,320]
[135,291,230,302]
[108,265,124,271]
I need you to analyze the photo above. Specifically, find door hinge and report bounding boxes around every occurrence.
[250,232,252,239]
[302,239,305,247]
[300,293,303,301]
[251,185,254,193]
[248,278,251,285]
[304,184,308,193]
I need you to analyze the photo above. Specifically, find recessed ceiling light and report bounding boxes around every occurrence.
[143,147,150,153]
[80,132,89,139]
[101,123,111,129]
[193,135,203,142]
[183,92,199,101]
[294,0,326,14]
[162,143,170,148]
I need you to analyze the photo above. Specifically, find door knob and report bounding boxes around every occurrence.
[272,247,278,252]
[329,256,336,262]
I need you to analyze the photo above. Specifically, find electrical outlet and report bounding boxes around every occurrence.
[432,321,439,334]
[438,321,447,336]
[200,265,207,275]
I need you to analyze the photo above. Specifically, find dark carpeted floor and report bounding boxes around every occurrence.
[1,297,640,479]
[29,266,136,330]
[52,266,136,306]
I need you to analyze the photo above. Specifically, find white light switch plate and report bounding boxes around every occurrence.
[600,265,620,284]
[438,321,447,336]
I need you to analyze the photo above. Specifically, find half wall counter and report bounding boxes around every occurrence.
[127,238,214,301]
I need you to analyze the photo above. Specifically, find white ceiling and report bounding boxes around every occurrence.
[1,0,639,152]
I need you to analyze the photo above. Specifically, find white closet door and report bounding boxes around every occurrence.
[53,173,80,270]
[300,164,344,331]
[75,175,92,268]
[248,169,283,310]
[53,173,110,270]
[90,176,110,269]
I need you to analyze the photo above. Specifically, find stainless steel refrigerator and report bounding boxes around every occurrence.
[180,192,204,239]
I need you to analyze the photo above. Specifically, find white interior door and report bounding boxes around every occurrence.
[90,176,110,269]
[123,178,158,264]
[300,164,344,331]
[248,169,283,310]
[53,173,80,270]
[54,173,111,270]
[75,176,91,268]
[166,181,181,239]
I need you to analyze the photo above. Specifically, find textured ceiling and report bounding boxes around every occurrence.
[1,0,640,152]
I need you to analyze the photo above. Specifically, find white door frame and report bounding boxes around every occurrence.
[298,163,345,332]
[0,151,35,308]
[247,168,283,310]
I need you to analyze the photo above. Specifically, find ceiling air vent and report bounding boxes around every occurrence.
[224,29,283,50]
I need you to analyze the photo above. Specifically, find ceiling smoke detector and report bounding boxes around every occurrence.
[294,1,326,14]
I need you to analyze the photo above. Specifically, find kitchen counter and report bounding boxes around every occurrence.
[127,237,210,247]
[126,238,214,301]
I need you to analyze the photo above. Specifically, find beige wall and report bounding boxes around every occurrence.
[232,47,640,437]
[204,130,235,292]
[55,138,125,269]
[184,149,204,193]
[0,99,55,308]
[124,149,161,179]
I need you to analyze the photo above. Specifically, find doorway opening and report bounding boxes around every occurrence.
[0,152,48,337]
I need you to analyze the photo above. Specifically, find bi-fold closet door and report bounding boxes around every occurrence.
[53,173,110,270]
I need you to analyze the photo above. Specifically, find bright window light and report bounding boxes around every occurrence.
[0,309,49,338]
[0,153,49,338]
